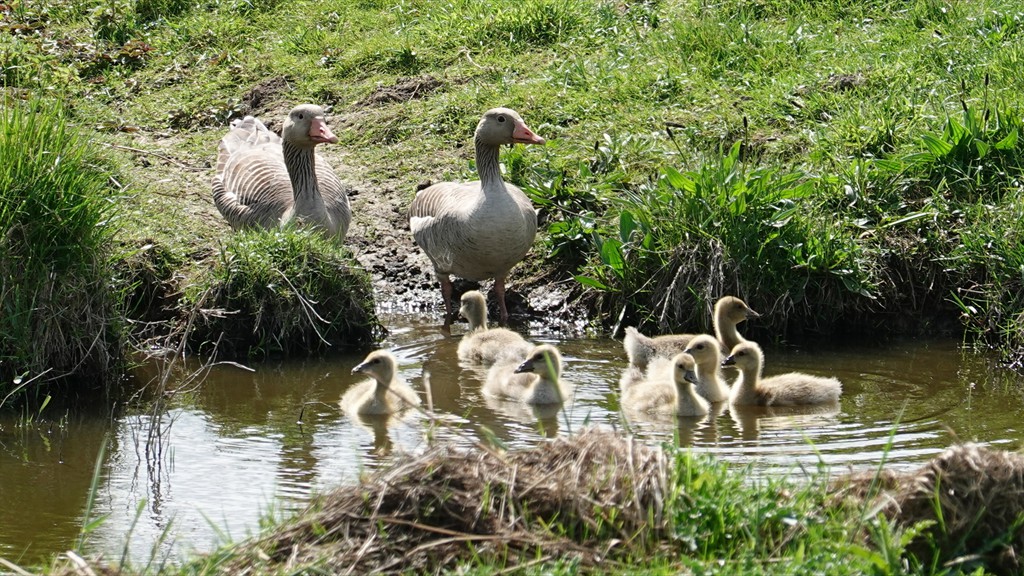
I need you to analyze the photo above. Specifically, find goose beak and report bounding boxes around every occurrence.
[309,116,339,144]
[722,355,736,367]
[512,121,545,145]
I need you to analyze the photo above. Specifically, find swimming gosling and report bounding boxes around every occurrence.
[623,295,760,370]
[483,344,569,405]
[340,350,421,415]
[621,353,710,417]
[723,341,842,406]
[683,334,731,403]
[456,290,532,366]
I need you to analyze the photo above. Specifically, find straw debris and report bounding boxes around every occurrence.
[225,428,669,573]
[835,443,1024,574]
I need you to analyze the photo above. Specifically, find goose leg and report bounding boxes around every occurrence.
[440,275,455,327]
[494,276,509,326]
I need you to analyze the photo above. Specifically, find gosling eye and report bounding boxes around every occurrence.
[496,114,506,123]
[695,343,705,350]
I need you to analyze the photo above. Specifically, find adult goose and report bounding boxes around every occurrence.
[340,350,421,415]
[723,341,842,406]
[213,104,351,239]
[621,353,710,417]
[623,295,760,370]
[456,290,533,366]
[408,108,546,327]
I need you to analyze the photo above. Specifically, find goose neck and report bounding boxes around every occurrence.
[474,137,504,191]
[283,140,319,199]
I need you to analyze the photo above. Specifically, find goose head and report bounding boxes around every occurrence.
[671,353,699,386]
[351,349,397,385]
[458,290,488,329]
[476,108,546,147]
[722,341,764,372]
[716,296,760,325]
[283,104,338,148]
[514,344,562,380]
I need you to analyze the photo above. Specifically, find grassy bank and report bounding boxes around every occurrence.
[5,0,1024,367]
[0,98,125,405]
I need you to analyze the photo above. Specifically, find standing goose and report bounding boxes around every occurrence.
[723,341,842,406]
[213,104,351,239]
[683,334,731,403]
[621,353,710,417]
[484,344,569,405]
[340,350,421,415]
[409,108,546,327]
[457,290,533,366]
[623,295,760,370]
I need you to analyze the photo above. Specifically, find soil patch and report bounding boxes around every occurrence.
[358,75,443,107]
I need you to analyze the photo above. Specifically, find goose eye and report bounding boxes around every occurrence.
[497,115,506,123]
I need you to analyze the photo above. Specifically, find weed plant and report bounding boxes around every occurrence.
[183,227,382,359]
[0,98,125,407]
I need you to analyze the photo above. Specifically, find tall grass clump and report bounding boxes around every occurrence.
[0,97,124,407]
[183,227,383,359]
[562,141,877,336]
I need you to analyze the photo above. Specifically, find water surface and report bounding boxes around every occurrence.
[2,313,1023,566]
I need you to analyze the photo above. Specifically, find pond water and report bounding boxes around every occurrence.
[2,312,1024,567]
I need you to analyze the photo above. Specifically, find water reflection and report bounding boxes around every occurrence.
[2,314,1024,567]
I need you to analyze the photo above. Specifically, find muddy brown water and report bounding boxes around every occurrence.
[2,312,1024,566]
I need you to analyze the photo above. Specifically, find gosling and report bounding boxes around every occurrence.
[340,350,421,415]
[722,341,842,406]
[483,344,569,405]
[682,334,731,403]
[456,290,532,366]
[621,352,710,417]
[623,295,760,370]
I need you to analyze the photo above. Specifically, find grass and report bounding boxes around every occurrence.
[183,227,383,358]
[0,97,125,407]
[5,0,1024,359]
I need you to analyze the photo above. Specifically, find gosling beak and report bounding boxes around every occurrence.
[514,357,534,374]
[746,307,761,319]
[351,362,367,375]
[683,369,699,385]
[722,355,736,367]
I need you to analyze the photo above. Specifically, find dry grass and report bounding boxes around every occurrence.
[222,428,669,574]
[834,443,1024,575]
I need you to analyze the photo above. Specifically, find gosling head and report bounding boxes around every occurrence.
[351,349,398,385]
[514,344,562,380]
[684,334,722,364]
[716,296,760,324]
[671,352,699,386]
[721,341,764,372]
[458,290,488,328]
[476,108,546,148]
[283,104,338,148]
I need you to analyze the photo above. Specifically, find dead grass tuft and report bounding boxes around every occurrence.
[226,428,669,573]
[835,443,1024,574]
